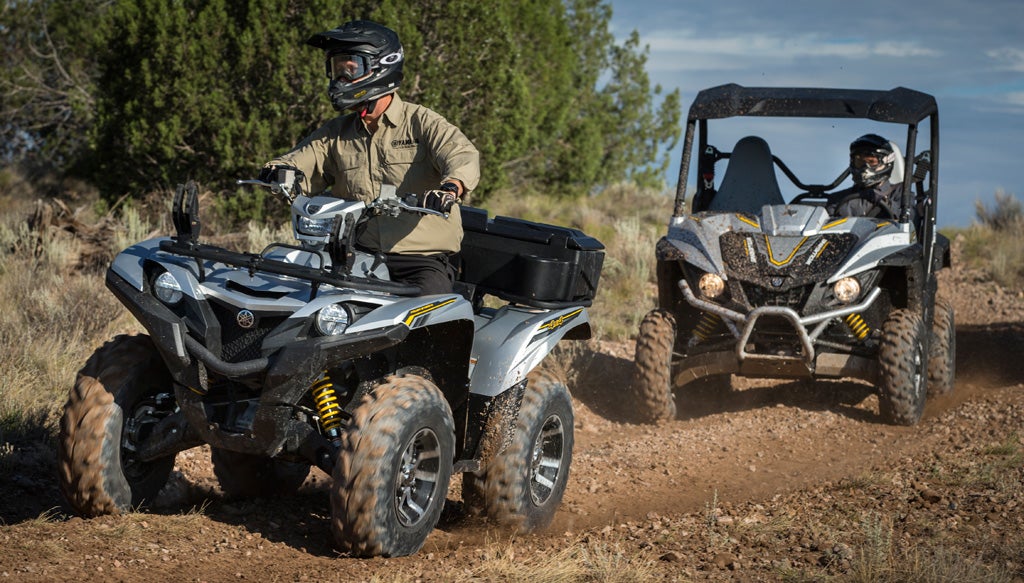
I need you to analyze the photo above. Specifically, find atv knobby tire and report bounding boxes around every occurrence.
[631,309,677,423]
[927,300,956,398]
[59,334,176,516]
[331,374,455,557]
[211,449,310,498]
[464,370,574,532]
[878,309,928,426]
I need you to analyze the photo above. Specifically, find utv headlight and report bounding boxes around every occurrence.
[698,273,726,299]
[297,216,333,237]
[153,271,183,305]
[833,277,862,304]
[316,303,351,336]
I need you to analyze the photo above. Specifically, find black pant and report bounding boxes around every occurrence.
[385,253,456,296]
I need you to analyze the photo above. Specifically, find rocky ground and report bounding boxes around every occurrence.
[1,244,1022,582]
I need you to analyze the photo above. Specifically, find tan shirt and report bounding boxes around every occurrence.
[269,93,480,254]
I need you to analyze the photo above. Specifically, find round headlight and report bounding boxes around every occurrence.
[698,273,726,299]
[833,277,862,304]
[316,303,350,336]
[154,271,183,305]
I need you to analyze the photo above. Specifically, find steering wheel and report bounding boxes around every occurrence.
[790,192,828,205]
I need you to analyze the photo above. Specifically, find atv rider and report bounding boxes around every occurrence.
[262,19,480,295]
[830,134,904,220]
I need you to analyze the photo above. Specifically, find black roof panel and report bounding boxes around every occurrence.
[688,84,937,124]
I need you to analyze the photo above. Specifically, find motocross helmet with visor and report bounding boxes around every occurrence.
[849,133,896,188]
[307,20,404,112]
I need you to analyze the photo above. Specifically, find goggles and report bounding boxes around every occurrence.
[327,53,371,82]
[850,151,883,169]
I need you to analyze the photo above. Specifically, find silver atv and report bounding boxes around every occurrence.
[57,170,604,557]
[632,84,953,426]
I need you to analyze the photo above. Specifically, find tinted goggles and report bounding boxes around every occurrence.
[326,53,370,82]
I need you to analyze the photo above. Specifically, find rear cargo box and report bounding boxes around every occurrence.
[458,206,605,308]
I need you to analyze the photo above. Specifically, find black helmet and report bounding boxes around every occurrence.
[307,20,404,112]
[849,133,896,188]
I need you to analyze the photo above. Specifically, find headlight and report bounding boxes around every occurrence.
[698,273,726,299]
[833,277,861,303]
[316,304,351,336]
[154,271,183,305]
[297,216,333,237]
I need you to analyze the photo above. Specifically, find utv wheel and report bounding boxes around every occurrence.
[464,370,574,532]
[631,309,677,423]
[331,375,454,557]
[59,334,176,515]
[927,300,956,398]
[211,449,310,498]
[877,309,928,426]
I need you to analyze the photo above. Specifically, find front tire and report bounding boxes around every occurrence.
[58,335,176,515]
[210,449,310,498]
[927,300,956,398]
[631,309,677,423]
[878,309,928,425]
[464,370,574,532]
[331,375,455,557]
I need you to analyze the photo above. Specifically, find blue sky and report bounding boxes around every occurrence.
[608,0,1024,227]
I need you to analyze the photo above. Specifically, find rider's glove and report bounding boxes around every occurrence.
[419,182,460,214]
[258,165,305,202]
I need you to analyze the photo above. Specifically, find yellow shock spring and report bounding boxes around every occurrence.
[312,374,343,436]
[693,312,721,343]
[844,313,871,340]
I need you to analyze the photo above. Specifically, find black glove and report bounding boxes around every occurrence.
[258,164,304,186]
[418,182,460,213]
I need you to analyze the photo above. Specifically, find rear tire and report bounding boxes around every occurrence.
[58,335,176,515]
[210,449,310,498]
[331,375,454,557]
[927,300,956,397]
[631,309,677,423]
[464,370,574,532]
[878,309,928,426]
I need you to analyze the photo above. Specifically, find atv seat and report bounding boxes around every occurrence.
[708,136,785,215]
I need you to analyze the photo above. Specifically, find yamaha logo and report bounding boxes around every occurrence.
[236,309,256,329]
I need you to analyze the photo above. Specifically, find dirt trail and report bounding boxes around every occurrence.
[1,263,1022,582]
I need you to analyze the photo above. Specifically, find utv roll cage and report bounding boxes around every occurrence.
[674,85,939,229]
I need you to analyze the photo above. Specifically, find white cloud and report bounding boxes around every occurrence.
[640,30,940,72]
[985,47,1024,72]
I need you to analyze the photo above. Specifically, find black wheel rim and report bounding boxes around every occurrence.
[529,413,565,505]
[394,427,442,527]
[121,393,173,480]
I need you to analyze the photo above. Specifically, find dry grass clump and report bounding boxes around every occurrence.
[955,190,1024,289]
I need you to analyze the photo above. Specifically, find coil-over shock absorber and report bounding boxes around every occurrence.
[690,311,722,346]
[844,313,871,340]
[311,373,343,442]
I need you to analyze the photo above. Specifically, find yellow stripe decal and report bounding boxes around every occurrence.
[402,298,458,327]
[736,214,760,229]
[764,236,808,267]
[538,308,584,332]
[815,240,830,259]
[823,218,848,230]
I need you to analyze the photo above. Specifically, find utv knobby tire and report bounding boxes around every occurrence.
[878,309,928,426]
[331,375,454,557]
[463,370,574,532]
[58,334,175,516]
[631,309,677,423]
[211,449,310,498]
[927,300,956,398]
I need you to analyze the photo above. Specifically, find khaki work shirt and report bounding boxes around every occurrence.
[269,93,480,254]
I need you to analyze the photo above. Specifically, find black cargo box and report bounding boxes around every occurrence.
[457,206,605,308]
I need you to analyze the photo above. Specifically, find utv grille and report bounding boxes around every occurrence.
[209,301,287,363]
[741,282,810,311]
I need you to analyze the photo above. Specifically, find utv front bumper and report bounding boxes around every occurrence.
[675,280,881,385]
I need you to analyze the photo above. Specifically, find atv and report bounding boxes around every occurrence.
[631,84,953,425]
[57,170,604,557]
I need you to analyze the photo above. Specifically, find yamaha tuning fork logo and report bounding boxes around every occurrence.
[236,309,256,329]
